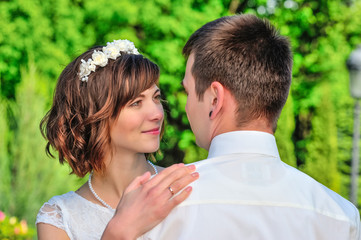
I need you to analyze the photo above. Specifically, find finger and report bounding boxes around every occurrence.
[139,172,152,185]
[147,163,185,186]
[167,172,199,196]
[142,164,196,199]
[124,171,151,194]
[168,186,193,209]
[155,165,197,191]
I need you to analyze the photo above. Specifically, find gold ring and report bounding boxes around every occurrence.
[168,186,174,195]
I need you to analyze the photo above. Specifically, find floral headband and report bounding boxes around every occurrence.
[78,39,140,82]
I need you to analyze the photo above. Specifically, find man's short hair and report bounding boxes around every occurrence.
[183,14,293,130]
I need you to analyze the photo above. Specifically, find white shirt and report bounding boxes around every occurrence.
[141,131,361,240]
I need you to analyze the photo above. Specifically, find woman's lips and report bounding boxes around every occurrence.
[142,128,160,135]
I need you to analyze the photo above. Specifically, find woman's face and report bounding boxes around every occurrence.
[109,84,164,155]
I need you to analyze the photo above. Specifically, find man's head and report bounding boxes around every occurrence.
[182,14,292,149]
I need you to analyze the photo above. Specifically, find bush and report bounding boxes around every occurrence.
[0,210,35,239]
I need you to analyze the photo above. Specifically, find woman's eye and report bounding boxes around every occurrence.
[130,100,141,107]
[154,94,162,101]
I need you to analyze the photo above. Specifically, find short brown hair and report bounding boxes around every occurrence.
[183,14,292,130]
[40,46,160,177]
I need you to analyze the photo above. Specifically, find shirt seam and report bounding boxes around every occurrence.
[179,200,355,224]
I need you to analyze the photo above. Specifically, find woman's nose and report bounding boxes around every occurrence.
[149,102,164,122]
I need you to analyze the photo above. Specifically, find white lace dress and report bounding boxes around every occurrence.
[36,191,115,239]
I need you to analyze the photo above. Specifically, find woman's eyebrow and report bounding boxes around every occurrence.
[137,88,160,98]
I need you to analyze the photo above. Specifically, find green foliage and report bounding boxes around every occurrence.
[302,82,341,193]
[257,0,361,203]
[0,95,12,212]
[0,210,35,239]
[0,65,80,224]
[275,94,296,167]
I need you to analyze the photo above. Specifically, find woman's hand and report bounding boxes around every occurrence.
[101,163,199,240]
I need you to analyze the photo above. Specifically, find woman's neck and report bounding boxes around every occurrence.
[87,151,152,209]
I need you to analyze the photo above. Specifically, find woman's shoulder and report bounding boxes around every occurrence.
[36,191,89,218]
[46,191,77,203]
[38,191,80,212]
[35,191,77,232]
[36,190,114,239]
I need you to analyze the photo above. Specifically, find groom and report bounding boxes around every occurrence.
[141,14,361,239]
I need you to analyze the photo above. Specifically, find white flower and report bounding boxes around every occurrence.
[112,40,128,52]
[88,63,96,72]
[91,50,108,67]
[78,39,140,82]
[79,59,97,82]
[132,48,139,54]
[112,39,139,54]
[79,59,91,80]
[103,43,121,60]
[124,41,137,54]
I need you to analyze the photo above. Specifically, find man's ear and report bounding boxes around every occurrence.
[208,81,224,119]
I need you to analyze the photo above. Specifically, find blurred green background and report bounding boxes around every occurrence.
[1,0,361,237]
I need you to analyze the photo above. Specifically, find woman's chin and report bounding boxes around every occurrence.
[142,145,160,154]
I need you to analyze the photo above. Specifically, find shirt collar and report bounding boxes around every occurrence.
[207,131,280,159]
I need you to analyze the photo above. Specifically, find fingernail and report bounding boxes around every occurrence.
[191,172,199,178]
[187,165,196,170]
[186,186,192,192]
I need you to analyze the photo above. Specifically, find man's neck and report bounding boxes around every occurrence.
[212,118,274,141]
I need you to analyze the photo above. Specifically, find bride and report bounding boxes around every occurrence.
[36,39,199,239]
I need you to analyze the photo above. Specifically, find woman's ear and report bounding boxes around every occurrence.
[208,81,224,119]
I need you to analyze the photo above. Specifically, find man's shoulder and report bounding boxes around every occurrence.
[273,161,360,222]
[186,155,359,219]
[186,158,210,170]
